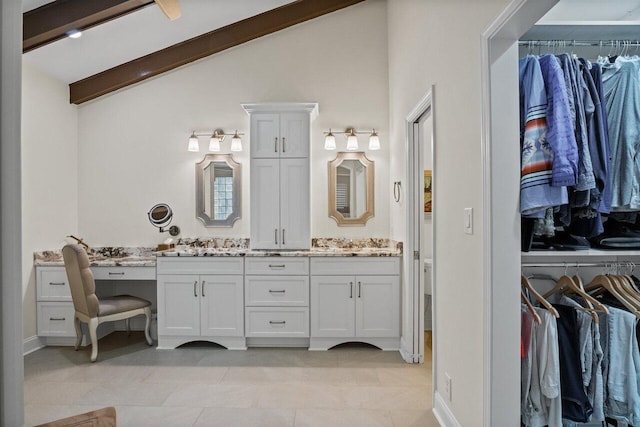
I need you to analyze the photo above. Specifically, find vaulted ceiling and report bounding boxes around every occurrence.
[23,0,364,104]
[22,0,640,104]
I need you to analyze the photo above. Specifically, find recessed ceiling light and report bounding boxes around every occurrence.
[67,30,82,39]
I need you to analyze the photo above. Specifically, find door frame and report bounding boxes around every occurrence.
[479,0,558,424]
[402,87,434,372]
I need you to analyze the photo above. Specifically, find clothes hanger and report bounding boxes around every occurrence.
[521,289,541,324]
[585,274,640,318]
[541,271,602,322]
[572,274,609,315]
[521,275,560,318]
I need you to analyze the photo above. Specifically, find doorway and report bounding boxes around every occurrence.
[403,88,434,374]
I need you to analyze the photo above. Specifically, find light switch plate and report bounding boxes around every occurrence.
[464,207,473,235]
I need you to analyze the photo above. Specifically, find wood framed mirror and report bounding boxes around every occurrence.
[328,152,374,226]
[195,154,241,227]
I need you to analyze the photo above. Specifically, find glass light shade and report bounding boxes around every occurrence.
[324,133,336,150]
[368,132,380,150]
[187,134,199,152]
[346,134,359,150]
[230,133,242,152]
[209,136,221,152]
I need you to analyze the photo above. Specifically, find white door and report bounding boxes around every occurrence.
[280,158,310,249]
[157,274,200,336]
[310,275,355,337]
[200,275,244,337]
[356,275,400,337]
[250,113,280,158]
[250,159,280,249]
[280,112,309,158]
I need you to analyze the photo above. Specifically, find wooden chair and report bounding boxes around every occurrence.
[62,244,153,362]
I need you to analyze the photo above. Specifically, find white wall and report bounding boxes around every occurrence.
[21,61,78,339]
[387,0,509,425]
[77,1,390,247]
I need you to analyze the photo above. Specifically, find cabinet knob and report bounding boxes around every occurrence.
[193,280,198,298]
[49,282,66,286]
[275,137,278,152]
[282,229,285,245]
[269,320,286,325]
[201,280,206,297]
[108,272,125,276]
[269,289,286,293]
[49,317,66,321]
[350,282,353,298]
[282,137,286,153]
[358,281,362,298]
[275,228,278,245]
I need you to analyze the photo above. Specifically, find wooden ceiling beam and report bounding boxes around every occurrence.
[24,0,154,53]
[69,0,365,105]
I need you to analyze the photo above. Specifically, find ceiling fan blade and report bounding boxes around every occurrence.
[154,0,181,20]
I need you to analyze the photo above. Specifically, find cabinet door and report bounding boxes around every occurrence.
[157,275,200,337]
[250,159,280,249]
[200,275,244,337]
[251,113,280,158]
[280,158,310,249]
[355,275,400,337]
[280,112,309,158]
[310,276,355,337]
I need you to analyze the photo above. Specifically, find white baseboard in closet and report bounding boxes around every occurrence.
[23,335,45,356]
[433,391,461,427]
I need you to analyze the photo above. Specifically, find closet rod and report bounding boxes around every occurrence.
[521,262,635,268]
[519,40,640,47]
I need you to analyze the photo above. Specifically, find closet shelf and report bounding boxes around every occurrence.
[522,249,640,258]
[522,23,640,42]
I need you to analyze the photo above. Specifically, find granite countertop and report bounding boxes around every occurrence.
[34,247,156,267]
[34,238,402,266]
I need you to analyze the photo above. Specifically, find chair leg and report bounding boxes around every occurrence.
[74,316,82,350]
[125,318,131,336]
[88,318,99,362]
[143,306,153,346]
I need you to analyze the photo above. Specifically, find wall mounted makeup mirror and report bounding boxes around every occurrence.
[148,203,180,236]
[328,152,374,226]
[195,154,241,227]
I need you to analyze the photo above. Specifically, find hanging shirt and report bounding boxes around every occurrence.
[602,56,640,211]
[590,63,613,214]
[522,307,563,427]
[603,306,640,425]
[556,54,597,196]
[519,56,569,217]
[537,54,579,188]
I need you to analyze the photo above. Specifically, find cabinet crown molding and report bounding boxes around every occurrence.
[241,102,319,119]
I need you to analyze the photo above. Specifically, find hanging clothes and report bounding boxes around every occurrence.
[522,306,563,427]
[519,55,570,217]
[602,56,640,211]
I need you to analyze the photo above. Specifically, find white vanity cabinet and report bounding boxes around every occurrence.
[309,257,401,351]
[156,257,245,350]
[244,257,310,345]
[245,103,317,250]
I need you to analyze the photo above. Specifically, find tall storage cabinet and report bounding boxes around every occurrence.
[243,103,318,250]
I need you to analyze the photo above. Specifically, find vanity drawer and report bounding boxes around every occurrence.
[156,258,243,275]
[245,276,309,306]
[245,257,309,275]
[92,266,156,281]
[310,257,400,276]
[37,268,71,300]
[245,307,309,337]
[37,302,75,337]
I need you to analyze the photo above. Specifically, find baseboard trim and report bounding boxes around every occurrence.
[433,391,461,427]
[23,335,45,355]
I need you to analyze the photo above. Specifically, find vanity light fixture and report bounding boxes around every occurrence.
[323,128,381,151]
[187,129,244,152]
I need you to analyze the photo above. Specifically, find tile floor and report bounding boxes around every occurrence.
[24,332,438,427]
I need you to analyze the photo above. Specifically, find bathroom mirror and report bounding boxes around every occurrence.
[195,154,241,227]
[328,152,374,226]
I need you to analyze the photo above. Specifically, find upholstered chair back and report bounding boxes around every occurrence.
[62,244,99,318]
